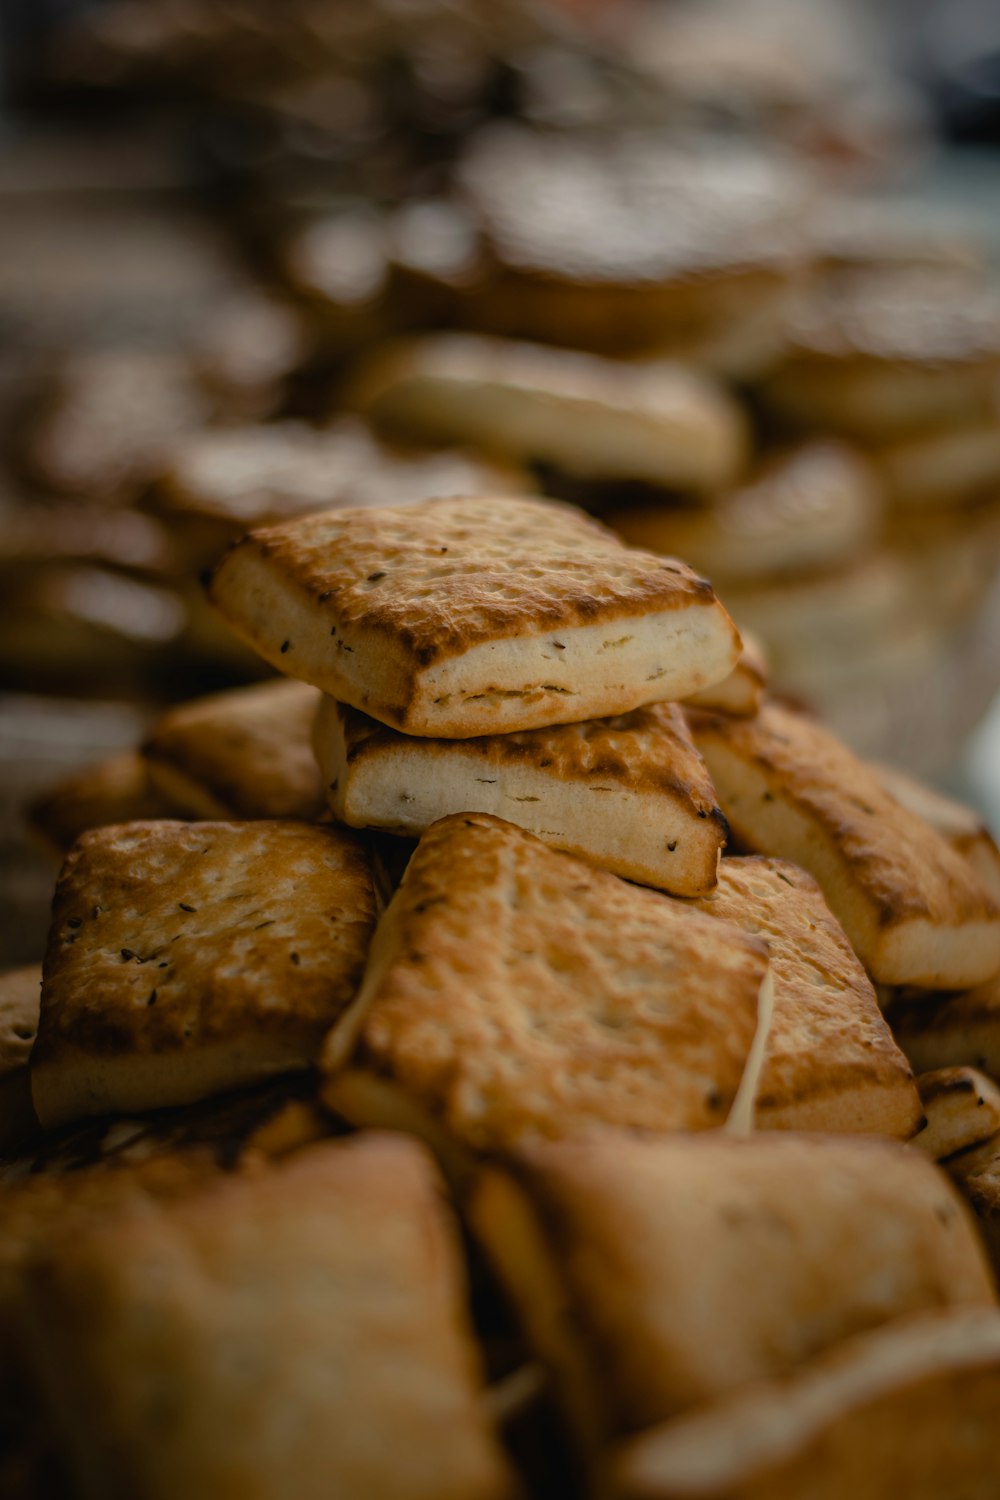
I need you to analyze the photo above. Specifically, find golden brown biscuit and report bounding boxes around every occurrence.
[29,752,185,857]
[692,858,920,1136]
[32,820,381,1128]
[609,1309,1000,1500]
[886,975,1000,1077]
[949,1130,1000,1274]
[687,702,1000,988]
[351,335,747,491]
[321,814,770,1161]
[208,495,742,739]
[681,632,767,717]
[313,696,726,896]
[142,679,325,821]
[469,1133,995,1460]
[18,1136,517,1500]
[872,762,1000,904]
[911,1067,1000,1161]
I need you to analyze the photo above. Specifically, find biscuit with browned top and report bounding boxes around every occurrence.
[32,820,381,1128]
[911,1067,1000,1161]
[321,814,769,1157]
[887,974,1000,1077]
[313,696,725,896]
[687,702,1000,988]
[142,679,324,821]
[692,858,920,1136]
[208,495,742,738]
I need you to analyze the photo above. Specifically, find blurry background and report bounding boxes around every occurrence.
[1,0,1000,964]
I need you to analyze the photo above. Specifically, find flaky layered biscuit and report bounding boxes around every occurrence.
[612,444,881,584]
[18,1136,516,1500]
[208,495,742,738]
[681,633,767,717]
[469,1134,995,1459]
[692,858,920,1136]
[351,335,747,491]
[609,1310,1000,1500]
[687,702,1000,988]
[313,696,725,896]
[321,814,770,1161]
[142,679,324,821]
[911,1067,1000,1161]
[32,820,381,1128]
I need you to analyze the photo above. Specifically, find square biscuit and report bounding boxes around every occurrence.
[142,679,325,821]
[313,695,726,897]
[32,820,382,1129]
[207,494,742,738]
[687,702,1000,989]
[610,1310,1000,1500]
[321,813,770,1161]
[692,858,920,1137]
[468,1133,995,1459]
[18,1135,516,1500]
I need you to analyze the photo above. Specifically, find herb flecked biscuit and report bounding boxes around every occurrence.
[911,1067,1000,1161]
[350,334,747,490]
[321,814,770,1161]
[18,1136,517,1500]
[609,1309,1000,1500]
[208,495,742,739]
[687,702,1000,989]
[692,859,920,1137]
[313,695,725,896]
[142,679,325,821]
[886,975,1000,1078]
[468,1134,996,1460]
[32,820,382,1129]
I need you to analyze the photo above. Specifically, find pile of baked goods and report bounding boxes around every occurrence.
[6,489,1000,1497]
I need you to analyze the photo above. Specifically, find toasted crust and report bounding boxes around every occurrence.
[473,1133,995,1445]
[609,1309,1000,1500]
[313,695,726,896]
[681,633,767,717]
[911,1067,1000,1160]
[32,820,381,1128]
[18,1136,516,1500]
[612,443,881,583]
[351,335,747,490]
[687,702,1000,988]
[886,975,1000,1076]
[208,495,742,738]
[873,761,1000,904]
[320,814,769,1152]
[692,858,920,1136]
[29,752,184,857]
[142,680,325,821]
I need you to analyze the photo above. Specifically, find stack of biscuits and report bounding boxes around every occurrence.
[7,490,1000,1497]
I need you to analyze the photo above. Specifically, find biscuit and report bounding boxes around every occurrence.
[687,702,1000,988]
[609,1309,1000,1500]
[948,1130,1000,1274]
[870,421,1000,510]
[18,1136,516,1500]
[351,335,747,491]
[31,820,381,1128]
[29,753,184,857]
[612,444,881,584]
[886,975,1000,1077]
[321,814,770,1159]
[872,762,1000,904]
[313,695,725,896]
[208,494,742,738]
[469,1133,995,1458]
[692,858,920,1136]
[911,1067,1000,1161]
[681,633,767,717]
[142,680,325,821]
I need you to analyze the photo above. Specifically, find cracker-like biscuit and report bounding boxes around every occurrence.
[0,964,41,1151]
[681,633,767,717]
[873,761,1000,904]
[911,1067,1000,1161]
[612,444,881,584]
[692,858,920,1136]
[142,680,325,821]
[18,1136,516,1500]
[609,1309,1000,1500]
[208,494,742,739]
[469,1133,994,1459]
[313,696,725,897]
[29,752,184,857]
[687,702,1000,988]
[351,335,747,491]
[31,820,381,1128]
[321,814,770,1159]
[887,976,1000,1078]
